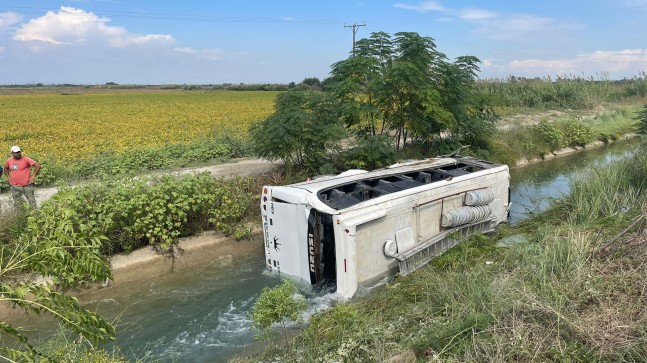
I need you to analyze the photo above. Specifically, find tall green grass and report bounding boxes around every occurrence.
[584,105,640,138]
[479,73,647,112]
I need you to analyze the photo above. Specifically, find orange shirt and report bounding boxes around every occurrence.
[5,156,36,186]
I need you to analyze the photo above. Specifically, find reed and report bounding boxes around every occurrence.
[478,73,647,112]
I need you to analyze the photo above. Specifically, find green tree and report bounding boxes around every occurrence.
[439,55,497,149]
[329,31,481,151]
[0,198,115,361]
[339,134,398,170]
[249,91,345,173]
[251,279,307,346]
[378,32,451,150]
[328,35,384,135]
[297,77,322,91]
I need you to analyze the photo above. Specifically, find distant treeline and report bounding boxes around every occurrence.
[4,73,647,107]
[0,78,323,92]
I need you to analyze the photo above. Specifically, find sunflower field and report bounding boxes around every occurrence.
[0,90,277,186]
[0,90,277,161]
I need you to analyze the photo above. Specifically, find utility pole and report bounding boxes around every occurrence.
[344,22,366,57]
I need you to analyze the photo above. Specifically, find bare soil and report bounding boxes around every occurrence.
[497,105,608,130]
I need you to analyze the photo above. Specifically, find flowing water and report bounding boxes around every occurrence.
[16,138,643,362]
[86,245,338,362]
[508,138,641,224]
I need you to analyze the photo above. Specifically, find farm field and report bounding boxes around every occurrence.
[0,90,278,161]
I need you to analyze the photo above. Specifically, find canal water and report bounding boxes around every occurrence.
[20,138,644,362]
[508,138,641,224]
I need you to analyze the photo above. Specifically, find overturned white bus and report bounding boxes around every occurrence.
[260,157,510,299]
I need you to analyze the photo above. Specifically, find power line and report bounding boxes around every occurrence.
[344,22,366,57]
[0,5,344,25]
[5,5,647,65]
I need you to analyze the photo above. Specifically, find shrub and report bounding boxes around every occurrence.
[0,203,115,360]
[37,335,129,363]
[25,173,259,254]
[251,279,307,344]
[535,120,565,150]
[250,91,345,174]
[338,135,398,170]
[487,139,517,166]
[561,119,593,147]
[635,104,647,135]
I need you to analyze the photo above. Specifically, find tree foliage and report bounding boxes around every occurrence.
[0,201,116,361]
[249,91,345,173]
[338,134,398,170]
[250,31,497,173]
[328,31,495,153]
[439,55,497,149]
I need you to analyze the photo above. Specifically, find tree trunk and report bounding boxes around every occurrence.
[395,128,401,151]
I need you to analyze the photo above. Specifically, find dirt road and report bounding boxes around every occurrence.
[0,158,279,212]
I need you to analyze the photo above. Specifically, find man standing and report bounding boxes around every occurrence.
[4,145,40,208]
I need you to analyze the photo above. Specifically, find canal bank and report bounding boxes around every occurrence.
[107,230,262,288]
[513,133,638,167]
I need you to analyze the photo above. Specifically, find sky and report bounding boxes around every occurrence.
[0,1,646,84]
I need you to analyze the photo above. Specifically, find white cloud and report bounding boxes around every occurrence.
[393,1,446,13]
[13,7,174,49]
[508,49,647,76]
[173,47,226,61]
[458,9,497,21]
[393,2,578,42]
[0,12,22,32]
[482,58,495,68]
[110,34,174,48]
[625,0,647,10]
[472,14,574,41]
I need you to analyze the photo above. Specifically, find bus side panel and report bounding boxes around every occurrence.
[354,209,410,285]
[476,169,510,225]
[417,199,442,241]
[335,222,358,299]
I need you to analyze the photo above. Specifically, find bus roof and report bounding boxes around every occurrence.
[268,157,506,211]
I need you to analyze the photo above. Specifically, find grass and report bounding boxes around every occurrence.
[30,328,155,363]
[233,142,647,363]
[477,76,646,165]
[583,104,640,138]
